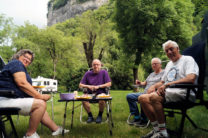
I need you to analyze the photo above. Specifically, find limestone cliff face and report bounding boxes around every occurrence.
[47,0,108,26]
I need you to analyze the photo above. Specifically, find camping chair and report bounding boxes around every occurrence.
[0,56,20,138]
[126,85,150,128]
[163,14,208,137]
[80,67,111,124]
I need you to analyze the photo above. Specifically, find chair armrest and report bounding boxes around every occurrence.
[168,84,205,89]
[0,90,17,98]
[168,83,206,101]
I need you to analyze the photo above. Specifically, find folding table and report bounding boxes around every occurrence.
[58,97,114,136]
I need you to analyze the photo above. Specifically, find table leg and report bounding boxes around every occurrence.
[106,101,113,136]
[71,101,75,129]
[109,101,114,128]
[51,93,54,120]
[62,102,68,136]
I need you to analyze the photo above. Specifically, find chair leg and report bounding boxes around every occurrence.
[178,110,186,138]
[7,115,18,138]
[0,118,7,138]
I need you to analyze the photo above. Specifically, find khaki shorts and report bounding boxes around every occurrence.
[0,97,34,116]
[165,88,195,103]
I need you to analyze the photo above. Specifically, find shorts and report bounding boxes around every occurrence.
[165,88,195,103]
[0,97,34,116]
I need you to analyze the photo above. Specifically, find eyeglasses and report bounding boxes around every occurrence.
[92,64,101,66]
[165,47,175,53]
[23,54,32,63]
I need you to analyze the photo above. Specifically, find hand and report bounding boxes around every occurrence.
[88,85,95,91]
[156,85,166,97]
[136,80,141,85]
[42,94,51,101]
[147,85,156,94]
[94,85,99,91]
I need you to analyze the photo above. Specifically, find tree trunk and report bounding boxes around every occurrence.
[83,32,96,68]
[133,67,138,92]
[98,48,104,61]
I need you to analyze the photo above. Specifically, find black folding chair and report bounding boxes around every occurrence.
[0,56,20,138]
[164,12,208,137]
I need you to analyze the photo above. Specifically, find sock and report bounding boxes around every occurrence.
[88,112,93,117]
[134,115,140,120]
[98,111,103,117]
[151,121,159,132]
[158,123,168,137]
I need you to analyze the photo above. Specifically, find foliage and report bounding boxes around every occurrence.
[0,14,14,46]
[113,0,195,83]
[48,0,69,10]
[192,0,208,31]
[77,0,90,4]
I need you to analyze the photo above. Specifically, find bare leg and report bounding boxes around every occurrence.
[139,93,157,122]
[41,111,59,132]
[150,94,165,124]
[82,101,91,113]
[98,100,105,112]
[26,99,46,136]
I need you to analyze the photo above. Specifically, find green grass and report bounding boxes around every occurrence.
[5,90,208,138]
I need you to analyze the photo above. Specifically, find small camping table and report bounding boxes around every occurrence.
[58,97,114,136]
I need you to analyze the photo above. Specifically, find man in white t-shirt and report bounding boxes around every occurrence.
[139,40,199,138]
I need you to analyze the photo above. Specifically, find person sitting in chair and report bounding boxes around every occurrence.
[139,40,199,138]
[0,49,69,138]
[126,57,164,127]
[79,59,111,123]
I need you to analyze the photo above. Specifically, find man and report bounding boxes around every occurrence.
[126,58,164,127]
[79,59,111,123]
[0,49,69,138]
[139,40,199,138]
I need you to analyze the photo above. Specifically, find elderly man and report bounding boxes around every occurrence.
[126,58,164,127]
[139,40,199,138]
[79,59,111,123]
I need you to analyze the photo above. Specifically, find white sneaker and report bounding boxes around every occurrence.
[23,132,40,138]
[151,132,169,138]
[52,126,69,136]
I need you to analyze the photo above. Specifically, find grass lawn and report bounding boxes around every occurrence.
[5,90,208,138]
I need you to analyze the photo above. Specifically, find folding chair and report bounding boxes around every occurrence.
[0,56,20,138]
[80,67,111,124]
[80,87,111,124]
[164,12,208,137]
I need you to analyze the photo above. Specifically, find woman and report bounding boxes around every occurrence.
[0,49,69,138]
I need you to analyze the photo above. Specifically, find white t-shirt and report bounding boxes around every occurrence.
[162,55,199,102]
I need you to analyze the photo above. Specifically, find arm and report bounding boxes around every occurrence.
[13,72,50,101]
[136,80,147,86]
[147,81,164,94]
[79,82,112,91]
[165,74,196,87]
[157,74,197,96]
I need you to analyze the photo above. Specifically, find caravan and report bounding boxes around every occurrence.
[32,76,58,92]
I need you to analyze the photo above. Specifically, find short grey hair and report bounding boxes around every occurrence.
[12,49,34,63]
[92,59,101,65]
[162,40,179,51]
[151,57,162,64]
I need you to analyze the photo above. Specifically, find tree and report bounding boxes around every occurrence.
[113,0,195,84]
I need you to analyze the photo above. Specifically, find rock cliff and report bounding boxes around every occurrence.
[47,0,108,26]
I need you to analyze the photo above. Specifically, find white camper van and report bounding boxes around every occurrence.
[32,76,58,92]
